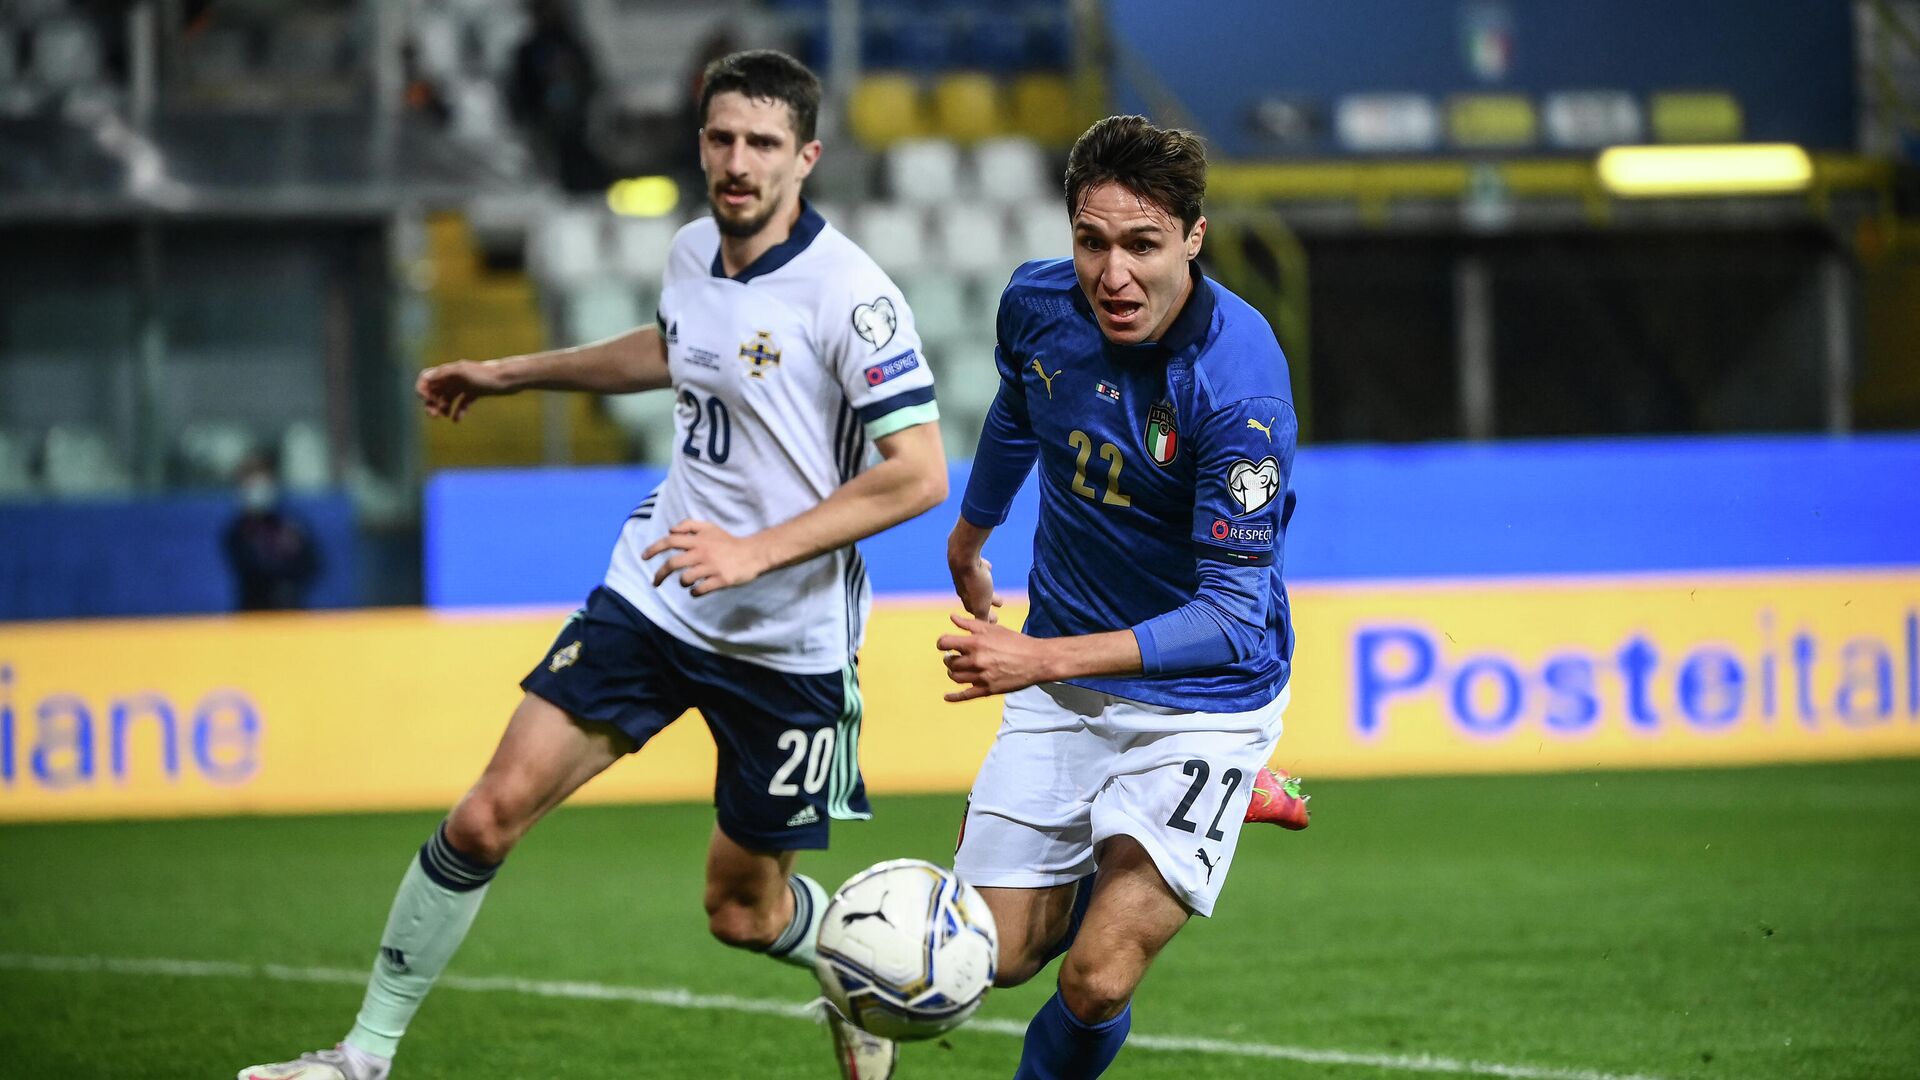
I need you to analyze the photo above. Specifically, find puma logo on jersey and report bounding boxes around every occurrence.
[1195,848,1218,883]
[1246,416,1275,441]
[1030,358,1062,399]
[548,640,582,672]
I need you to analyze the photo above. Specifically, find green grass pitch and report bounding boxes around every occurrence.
[3,760,1917,1079]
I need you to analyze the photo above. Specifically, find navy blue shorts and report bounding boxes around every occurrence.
[521,586,870,851]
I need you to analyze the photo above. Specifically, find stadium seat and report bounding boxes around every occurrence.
[957,9,1029,74]
[972,136,1050,205]
[462,192,546,269]
[931,72,1006,144]
[470,9,529,78]
[611,216,680,284]
[0,84,41,118]
[883,138,965,206]
[851,203,930,277]
[411,12,462,81]
[1008,198,1070,264]
[28,16,102,90]
[897,272,971,346]
[0,429,36,498]
[42,425,132,498]
[848,73,927,150]
[930,336,1000,458]
[939,401,989,460]
[602,390,680,466]
[562,282,643,347]
[530,206,608,290]
[448,77,507,144]
[1651,91,1744,143]
[1023,8,1072,69]
[175,422,256,486]
[280,421,332,493]
[808,200,849,232]
[931,202,1011,276]
[861,9,954,72]
[1008,73,1078,146]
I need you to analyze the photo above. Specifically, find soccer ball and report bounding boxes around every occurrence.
[814,859,999,1041]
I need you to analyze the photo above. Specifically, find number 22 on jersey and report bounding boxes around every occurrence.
[1067,429,1132,508]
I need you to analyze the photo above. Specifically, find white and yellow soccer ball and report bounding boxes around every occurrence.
[813,858,999,1041]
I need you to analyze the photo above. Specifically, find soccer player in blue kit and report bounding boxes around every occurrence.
[942,115,1300,1078]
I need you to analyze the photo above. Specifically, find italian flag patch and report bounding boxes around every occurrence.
[1145,401,1179,466]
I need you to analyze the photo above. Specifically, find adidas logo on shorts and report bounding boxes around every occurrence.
[785,806,820,828]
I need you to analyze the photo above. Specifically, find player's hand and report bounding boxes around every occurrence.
[947,554,1004,623]
[416,359,514,422]
[644,520,771,596]
[936,615,1051,702]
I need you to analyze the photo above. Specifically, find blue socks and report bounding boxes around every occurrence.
[1012,875,1126,1077]
[1014,990,1131,1079]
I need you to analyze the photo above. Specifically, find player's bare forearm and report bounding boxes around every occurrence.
[1034,629,1144,681]
[937,619,1142,701]
[644,425,945,596]
[754,422,948,573]
[946,517,1002,621]
[947,516,992,562]
[418,326,669,421]
[491,326,670,394]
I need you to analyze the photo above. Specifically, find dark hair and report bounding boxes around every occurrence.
[1063,115,1208,233]
[699,49,821,144]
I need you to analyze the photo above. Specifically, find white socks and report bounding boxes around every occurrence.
[343,823,499,1059]
[765,873,829,970]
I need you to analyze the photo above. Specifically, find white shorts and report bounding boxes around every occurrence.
[952,681,1288,917]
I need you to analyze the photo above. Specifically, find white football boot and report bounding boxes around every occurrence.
[824,1005,897,1079]
[237,1045,390,1080]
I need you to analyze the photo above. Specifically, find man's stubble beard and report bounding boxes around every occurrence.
[712,196,780,239]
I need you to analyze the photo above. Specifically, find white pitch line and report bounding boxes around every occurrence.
[0,953,1668,1080]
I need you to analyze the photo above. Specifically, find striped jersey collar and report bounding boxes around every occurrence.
[710,199,827,283]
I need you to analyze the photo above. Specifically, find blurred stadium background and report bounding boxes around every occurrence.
[3,1,1919,1078]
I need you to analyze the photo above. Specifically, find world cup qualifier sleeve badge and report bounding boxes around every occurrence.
[1145,400,1179,466]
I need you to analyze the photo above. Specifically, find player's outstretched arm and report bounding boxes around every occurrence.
[415,325,670,421]
[644,420,949,596]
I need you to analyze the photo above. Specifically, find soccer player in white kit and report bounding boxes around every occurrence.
[240,51,942,1080]
[941,116,1300,1078]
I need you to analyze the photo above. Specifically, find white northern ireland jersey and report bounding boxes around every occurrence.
[604,203,938,675]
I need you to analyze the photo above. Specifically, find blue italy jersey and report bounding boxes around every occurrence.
[962,259,1297,712]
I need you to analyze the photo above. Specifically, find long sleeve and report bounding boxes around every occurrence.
[1131,558,1269,674]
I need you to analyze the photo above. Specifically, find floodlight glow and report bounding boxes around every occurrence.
[606,176,680,217]
[1597,144,1813,198]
